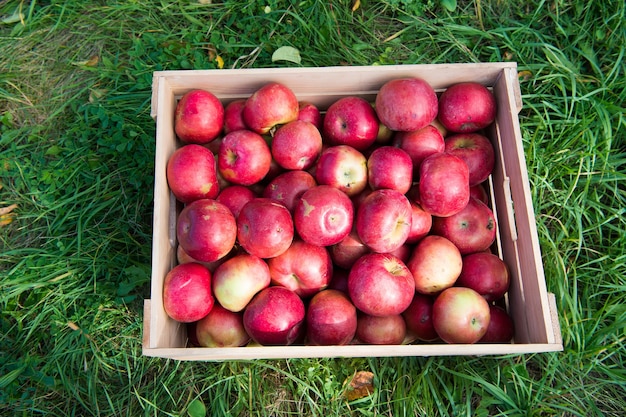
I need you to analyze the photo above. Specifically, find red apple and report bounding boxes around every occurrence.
[438,82,496,133]
[418,152,470,217]
[195,304,250,347]
[174,89,224,144]
[263,170,317,213]
[402,293,438,342]
[406,202,432,244]
[218,129,272,186]
[177,199,237,263]
[306,289,357,346]
[294,185,354,247]
[242,82,299,134]
[267,239,333,298]
[212,253,271,312]
[367,146,413,194]
[243,286,305,346]
[470,182,489,205]
[389,243,412,264]
[408,235,463,295]
[166,144,219,203]
[315,145,368,197]
[356,314,406,345]
[323,96,379,151]
[297,101,323,131]
[355,189,412,253]
[456,252,510,302]
[348,253,415,317]
[444,133,495,186]
[328,267,350,293]
[431,196,497,255]
[376,122,394,144]
[223,99,247,134]
[393,125,445,176]
[176,244,232,273]
[375,77,438,132]
[237,198,294,258]
[432,286,491,344]
[271,120,323,170]
[163,262,214,323]
[479,305,515,343]
[330,227,370,270]
[216,185,256,219]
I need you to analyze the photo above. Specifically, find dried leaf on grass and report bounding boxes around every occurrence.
[343,371,375,401]
[0,203,17,226]
[352,0,361,12]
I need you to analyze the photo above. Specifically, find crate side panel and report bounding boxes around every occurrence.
[153,63,515,107]
[150,76,187,349]
[494,69,554,344]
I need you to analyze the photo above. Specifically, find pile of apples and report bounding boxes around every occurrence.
[162,77,515,348]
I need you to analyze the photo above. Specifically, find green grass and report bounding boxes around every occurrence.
[1,0,625,415]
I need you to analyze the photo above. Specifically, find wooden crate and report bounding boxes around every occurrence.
[143,63,563,360]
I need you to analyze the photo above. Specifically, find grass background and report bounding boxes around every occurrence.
[1,0,625,415]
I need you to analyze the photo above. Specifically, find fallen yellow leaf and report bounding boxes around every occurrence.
[352,0,361,12]
[518,70,533,81]
[216,55,224,69]
[343,371,374,401]
[0,203,17,216]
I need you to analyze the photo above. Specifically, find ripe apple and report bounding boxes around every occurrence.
[470,182,489,205]
[367,146,413,194]
[306,289,357,346]
[297,101,323,131]
[456,252,510,302]
[212,253,271,312]
[376,121,394,144]
[355,189,412,253]
[432,286,491,344]
[408,235,463,295]
[271,120,323,170]
[242,82,299,134]
[406,202,432,244]
[315,145,368,197]
[294,185,354,247]
[223,99,247,134]
[479,305,515,343]
[263,170,317,213]
[166,144,220,204]
[389,243,412,264]
[438,82,496,133]
[218,129,272,186]
[195,304,250,347]
[356,314,406,345]
[174,89,224,144]
[444,133,495,186]
[431,196,497,255]
[176,244,232,273]
[323,96,379,151]
[216,184,256,219]
[330,227,370,270]
[402,293,438,342]
[328,267,350,293]
[393,125,445,177]
[418,152,470,217]
[237,198,294,259]
[177,199,237,263]
[348,253,415,317]
[267,239,333,298]
[375,77,438,132]
[243,286,305,346]
[163,262,214,323]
